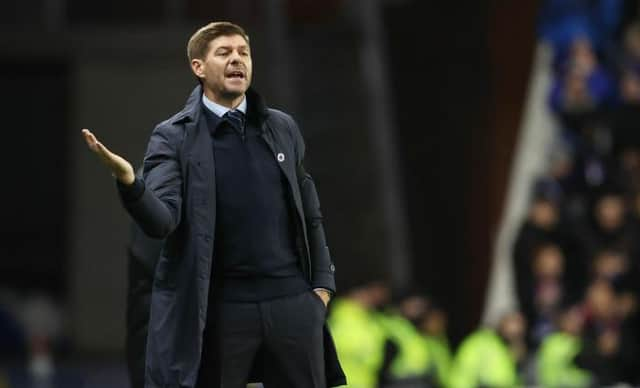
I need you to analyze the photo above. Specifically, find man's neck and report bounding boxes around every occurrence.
[204,89,245,109]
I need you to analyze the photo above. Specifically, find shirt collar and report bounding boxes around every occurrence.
[201,93,247,118]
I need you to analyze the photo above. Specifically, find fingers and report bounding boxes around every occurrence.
[314,290,330,306]
[82,128,100,152]
[81,128,110,155]
[81,128,134,184]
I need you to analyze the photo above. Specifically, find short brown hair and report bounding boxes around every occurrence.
[187,21,250,61]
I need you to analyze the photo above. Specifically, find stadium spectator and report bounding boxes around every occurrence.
[327,281,391,388]
[577,280,638,385]
[513,196,570,278]
[377,292,434,387]
[536,304,592,388]
[531,244,565,343]
[549,37,615,129]
[448,312,527,388]
[515,242,573,348]
[585,191,639,256]
[514,196,561,250]
[534,139,581,209]
[591,249,636,291]
[420,305,452,388]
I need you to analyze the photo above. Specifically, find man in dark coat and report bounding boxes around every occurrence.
[82,21,345,388]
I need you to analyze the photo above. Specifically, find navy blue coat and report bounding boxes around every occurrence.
[119,85,345,388]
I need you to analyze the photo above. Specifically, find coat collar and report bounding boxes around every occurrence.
[170,84,269,125]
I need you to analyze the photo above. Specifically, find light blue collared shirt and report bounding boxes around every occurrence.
[202,93,247,118]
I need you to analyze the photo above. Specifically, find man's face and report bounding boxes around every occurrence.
[499,312,526,341]
[192,34,252,100]
[596,195,624,231]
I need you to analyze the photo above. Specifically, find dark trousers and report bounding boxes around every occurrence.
[196,291,327,388]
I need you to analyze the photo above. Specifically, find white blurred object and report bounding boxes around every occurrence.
[30,351,54,387]
[483,43,559,325]
[20,294,62,386]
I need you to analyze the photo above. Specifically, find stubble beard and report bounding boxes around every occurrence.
[220,88,245,100]
[204,78,248,106]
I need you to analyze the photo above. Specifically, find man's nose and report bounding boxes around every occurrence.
[229,50,242,63]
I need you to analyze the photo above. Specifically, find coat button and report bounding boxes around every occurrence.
[330,264,335,272]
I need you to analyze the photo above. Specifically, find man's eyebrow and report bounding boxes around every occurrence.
[214,44,250,51]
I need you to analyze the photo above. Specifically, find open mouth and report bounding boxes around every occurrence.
[226,70,245,80]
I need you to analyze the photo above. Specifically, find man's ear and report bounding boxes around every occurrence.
[191,59,205,80]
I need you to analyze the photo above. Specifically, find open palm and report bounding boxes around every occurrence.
[82,129,135,185]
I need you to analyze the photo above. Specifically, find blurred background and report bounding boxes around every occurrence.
[1,0,640,387]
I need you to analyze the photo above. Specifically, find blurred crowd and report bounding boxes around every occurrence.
[328,282,452,388]
[529,0,640,386]
[327,282,531,388]
[329,1,640,388]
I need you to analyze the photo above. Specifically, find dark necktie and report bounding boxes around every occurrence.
[223,109,245,135]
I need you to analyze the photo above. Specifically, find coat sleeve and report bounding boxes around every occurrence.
[117,123,183,239]
[288,116,337,293]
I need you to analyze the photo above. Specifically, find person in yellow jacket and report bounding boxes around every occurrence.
[537,305,592,388]
[328,281,391,388]
[448,311,527,388]
[377,293,434,386]
[421,306,452,387]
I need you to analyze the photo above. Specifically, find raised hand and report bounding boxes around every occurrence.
[82,129,135,185]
